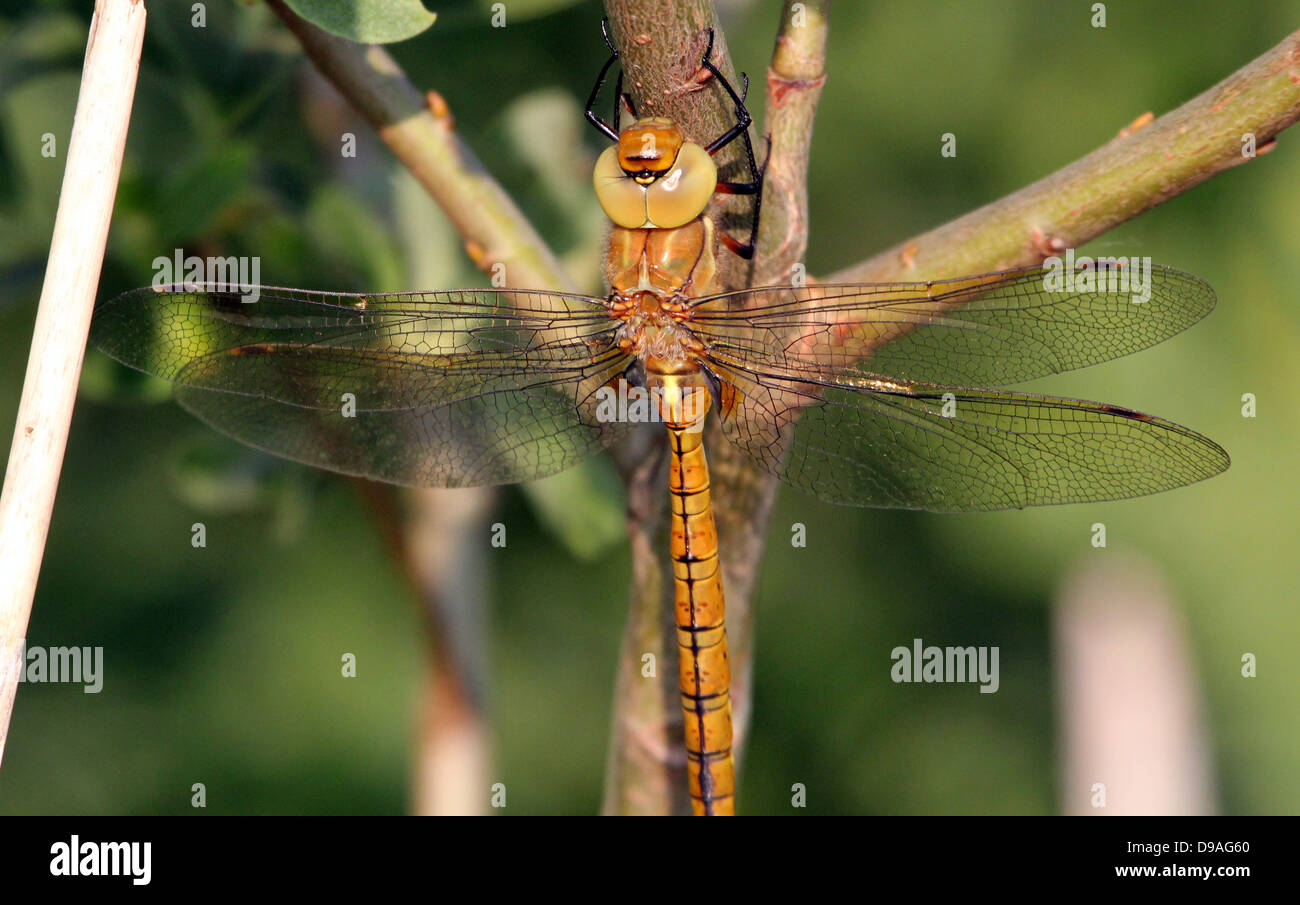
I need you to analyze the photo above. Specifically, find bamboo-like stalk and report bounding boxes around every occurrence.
[0,0,147,763]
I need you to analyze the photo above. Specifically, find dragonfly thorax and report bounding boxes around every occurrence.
[603,197,718,372]
[612,290,701,366]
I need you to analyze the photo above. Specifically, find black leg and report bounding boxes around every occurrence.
[700,29,753,157]
[716,136,768,259]
[613,71,639,130]
[697,29,766,260]
[584,19,620,143]
[613,70,624,133]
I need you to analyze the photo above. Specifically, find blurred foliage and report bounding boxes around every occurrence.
[0,0,1296,815]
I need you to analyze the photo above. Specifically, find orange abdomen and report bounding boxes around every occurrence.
[662,381,733,816]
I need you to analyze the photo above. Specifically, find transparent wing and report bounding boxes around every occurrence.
[92,284,632,486]
[690,264,1214,387]
[705,361,1229,511]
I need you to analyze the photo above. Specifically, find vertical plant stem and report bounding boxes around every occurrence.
[599,0,745,816]
[715,0,830,772]
[0,0,147,763]
[600,0,828,813]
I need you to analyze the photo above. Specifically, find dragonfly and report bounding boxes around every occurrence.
[90,25,1229,816]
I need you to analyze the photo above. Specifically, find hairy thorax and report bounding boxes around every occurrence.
[606,218,717,372]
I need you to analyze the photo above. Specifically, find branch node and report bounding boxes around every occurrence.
[1118,111,1155,137]
[1032,229,1068,258]
[424,90,455,128]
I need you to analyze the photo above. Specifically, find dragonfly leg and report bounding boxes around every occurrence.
[615,70,638,123]
[699,28,755,158]
[698,29,765,260]
[584,18,621,143]
[715,135,770,260]
[613,70,624,133]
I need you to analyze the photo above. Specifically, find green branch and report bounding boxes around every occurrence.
[830,27,1300,283]
[266,0,576,294]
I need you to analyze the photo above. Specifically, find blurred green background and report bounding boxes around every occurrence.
[0,0,1296,815]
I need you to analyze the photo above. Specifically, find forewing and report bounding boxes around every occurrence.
[92,284,632,486]
[691,264,1214,387]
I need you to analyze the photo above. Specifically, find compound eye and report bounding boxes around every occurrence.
[593,146,649,228]
[644,141,717,228]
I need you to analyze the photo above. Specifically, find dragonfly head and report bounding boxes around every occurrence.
[594,117,717,230]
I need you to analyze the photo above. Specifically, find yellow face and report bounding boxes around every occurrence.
[593,117,718,230]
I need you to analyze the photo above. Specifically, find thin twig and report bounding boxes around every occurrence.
[755,0,830,287]
[265,0,576,295]
[264,0,545,816]
[0,0,146,763]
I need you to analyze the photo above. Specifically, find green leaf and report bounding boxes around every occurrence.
[283,0,436,44]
